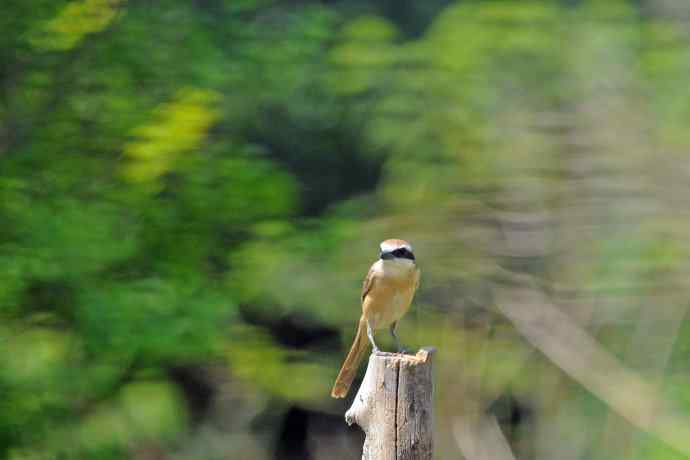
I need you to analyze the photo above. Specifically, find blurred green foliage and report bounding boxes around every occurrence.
[3,0,690,459]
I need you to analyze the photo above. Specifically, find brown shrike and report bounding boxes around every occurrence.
[331,239,420,398]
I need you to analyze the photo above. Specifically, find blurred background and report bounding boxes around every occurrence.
[3,0,690,459]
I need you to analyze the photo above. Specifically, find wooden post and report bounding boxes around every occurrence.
[345,348,435,460]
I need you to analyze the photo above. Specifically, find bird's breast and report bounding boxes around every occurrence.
[363,264,419,329]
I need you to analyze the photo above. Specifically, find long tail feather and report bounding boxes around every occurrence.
[331,317,370,398]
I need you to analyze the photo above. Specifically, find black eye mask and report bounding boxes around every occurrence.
[381,248,415,261]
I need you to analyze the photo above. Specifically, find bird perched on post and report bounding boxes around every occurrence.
[331,239,420,398]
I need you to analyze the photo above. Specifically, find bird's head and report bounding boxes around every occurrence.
[379,239,416,266]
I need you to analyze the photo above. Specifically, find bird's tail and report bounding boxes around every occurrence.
[331,316,370,398]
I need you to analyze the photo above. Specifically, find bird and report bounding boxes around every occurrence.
[330,238,420,399]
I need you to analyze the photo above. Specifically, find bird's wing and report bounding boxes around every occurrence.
[361,266,377,302]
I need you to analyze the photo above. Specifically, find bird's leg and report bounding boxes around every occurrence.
[389,321,407,354]
[366,319,380,353]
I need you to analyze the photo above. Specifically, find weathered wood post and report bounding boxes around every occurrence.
[345,348,435,460]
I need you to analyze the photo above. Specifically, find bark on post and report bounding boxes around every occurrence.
[345,348,435,460]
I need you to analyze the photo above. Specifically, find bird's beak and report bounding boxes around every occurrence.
[380,251,394,260]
